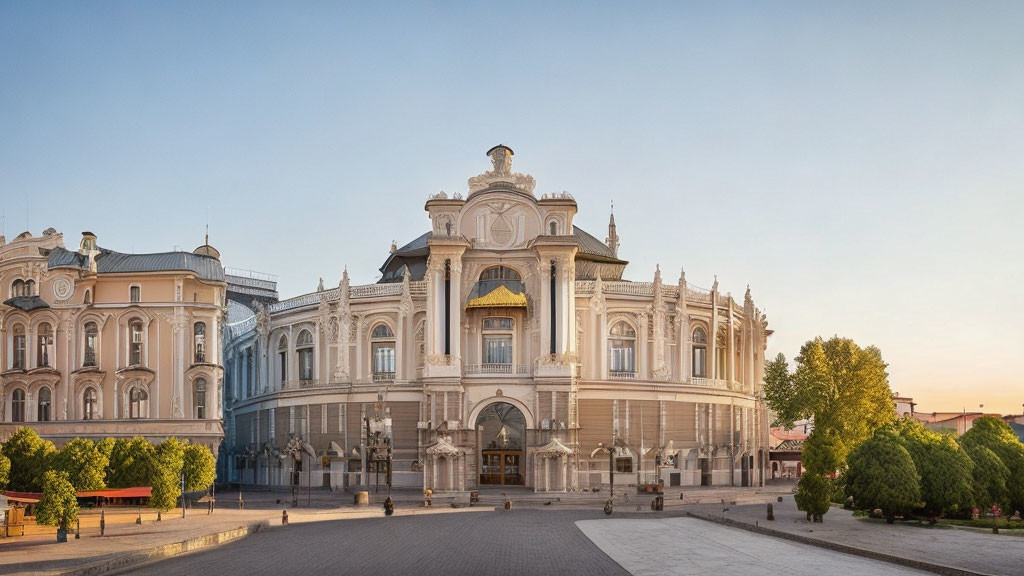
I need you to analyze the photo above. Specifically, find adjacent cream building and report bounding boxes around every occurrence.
[0,229,226,453]
[223,146,771,494]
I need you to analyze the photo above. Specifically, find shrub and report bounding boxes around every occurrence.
[35,470,79,532]
[795,473,831,522]
[2,427,56,491]
[845,433,921,523]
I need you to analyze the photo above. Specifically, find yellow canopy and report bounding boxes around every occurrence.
[465,284,528,309]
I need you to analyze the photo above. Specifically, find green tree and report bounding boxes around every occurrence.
[0,444,10,489]
[182,444,216,492]
[34,470,79,533]
[53,438,108,491]
[845,433,921,523]
[106,437,155,488]
[965,444,1010,512]
[95,437,115,461]
[2,427,57,491]
[880,419,974,517]
[149,438,187,512]
[959,417,1024,511]
[763,353,798,427]
[791,338,896,463]
[794,473,831,522]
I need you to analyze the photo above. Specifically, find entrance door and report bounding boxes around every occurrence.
[476,402,527,486]
[699,457,711,486]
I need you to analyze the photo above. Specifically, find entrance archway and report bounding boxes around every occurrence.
[476,402,526,486]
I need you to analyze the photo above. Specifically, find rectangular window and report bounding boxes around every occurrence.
[130,285,141,302]
[372,344,395,374]
[609,343,635,373]
[615,457,633,473]
[279,352,287,384]
[484,336,512,364]
[13,336,26,369]
[299,350,313,380]
[483,317,513,331]
[693,348,707,378]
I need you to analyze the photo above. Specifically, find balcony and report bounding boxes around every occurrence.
[464,363,531,376]
[609,371,636,380]
[373,372,395,383]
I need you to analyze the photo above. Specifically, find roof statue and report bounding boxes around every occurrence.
[467,144,537,195]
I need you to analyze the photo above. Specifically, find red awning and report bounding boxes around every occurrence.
[2,487,151,502]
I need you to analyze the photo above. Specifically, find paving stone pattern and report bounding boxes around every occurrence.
[135,509,630,576]
[577,517,931,576]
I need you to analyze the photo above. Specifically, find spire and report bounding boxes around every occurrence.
[605,201,620,258]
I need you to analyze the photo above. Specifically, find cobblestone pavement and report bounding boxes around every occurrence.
[688,495,1024,576]
[577,517,931,576]
[134,509,630,576]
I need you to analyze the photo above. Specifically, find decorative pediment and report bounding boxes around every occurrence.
[426,435,463,457]
[535,437,573,457]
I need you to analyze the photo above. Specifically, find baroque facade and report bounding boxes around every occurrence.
[223,146,771,493]
[0,229,226,453]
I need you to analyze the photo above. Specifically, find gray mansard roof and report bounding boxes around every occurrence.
[46,247,225,282]
[572,226,627,264]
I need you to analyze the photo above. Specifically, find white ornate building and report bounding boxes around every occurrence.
[222,146,771,493]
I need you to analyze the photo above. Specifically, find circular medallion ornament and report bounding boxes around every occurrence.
[53,277,74,300]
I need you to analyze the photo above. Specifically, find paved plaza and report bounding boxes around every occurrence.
[577,517,930,576]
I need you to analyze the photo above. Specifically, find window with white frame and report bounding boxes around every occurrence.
[128,385,148,419]
[83,322,98,367]
[692,326,707,378]
[194,322,207,363]
[296,329,314,381]
[194,378,207,419]
[12,324,26,369]
[37,386,51,421]
[11,389,26,422]
[278,335,288,385]
[482,317,513,365]
[130,285,141,303]
[37,323,54,368]
[83,387,97,420]
[128,319,144,366]
[370,323,395,378]
[608,321,636,374]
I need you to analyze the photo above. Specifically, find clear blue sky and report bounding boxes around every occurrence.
[2,2,1022,413]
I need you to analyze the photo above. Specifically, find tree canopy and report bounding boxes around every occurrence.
[34,470,79,531]
[965,444,1010,512]
[106,437,156,489]
[776,338,895,464]
[53,438,108,491]
[0,444,10,489]
[2,427,57,492]
[959,417,1024,511]
[845,433,921,522]
[182,444,217,492]
[878,419,974,516]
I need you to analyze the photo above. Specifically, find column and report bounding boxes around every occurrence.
[449,258,461,362]
[395,313,405,380]
[354,320,363,383]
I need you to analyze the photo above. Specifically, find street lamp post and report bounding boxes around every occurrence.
[181,470,186,519]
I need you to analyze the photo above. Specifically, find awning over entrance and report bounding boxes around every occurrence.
[465,284,527,309]
[535,437,573,457]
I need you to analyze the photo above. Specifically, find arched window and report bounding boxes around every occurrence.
[278,335,289,385]
[84,289,92,305]
[12,324,26,369]
[371,323,395,381]
[549,221,558,235]
[25,280,35,296]
[83,322,99,367]
[194,322,207,363]
[37,386,51,421]
[296,329,314,381]
[608,322,636,376]
[129,319,144,366]
[11,389,25,422]
[11,279,25,297]
[194,378,207,419]
[692,327,707,378]
[37,323,54,368]
[479,266,521,282]
[83,387,97,420]
[128,385,148,419]
[482,317,513,369]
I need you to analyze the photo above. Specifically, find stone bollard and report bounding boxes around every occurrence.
[354,491,370,506]
[136,508,142,525]
[384,497,394,516]
[767,503,775,521]
[604,500,613,515]
[777,496,783,503]
[100,510,106,537]
[75,519,80,539]
[504,500,512,511]
[282,510,289,526]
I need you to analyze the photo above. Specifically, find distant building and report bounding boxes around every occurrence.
[893,392,916,417]
[0,229,226,455]
[912,411,998,436]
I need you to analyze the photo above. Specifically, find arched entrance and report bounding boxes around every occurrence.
[476,402,526,486]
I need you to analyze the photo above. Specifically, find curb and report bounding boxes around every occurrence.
[685,511,997,576]
[58,520,270,576]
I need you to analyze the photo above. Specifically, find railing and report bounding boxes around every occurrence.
[609,371,636,380]
[350,283,403,298]
[372,372,395,383]
[464,363,531,375]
